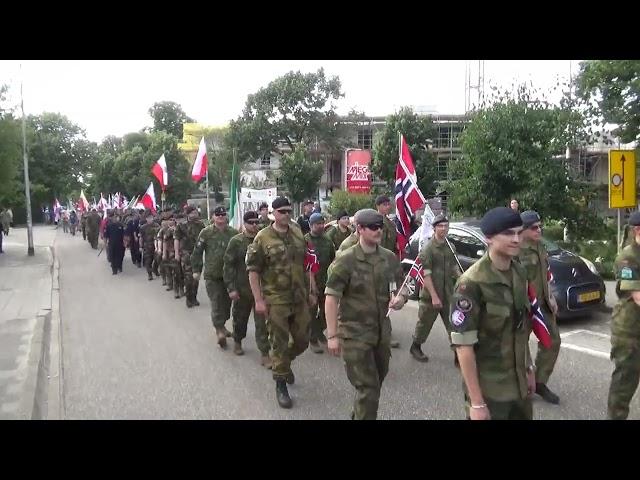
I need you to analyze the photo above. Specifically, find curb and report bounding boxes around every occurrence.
[46,250,64,420]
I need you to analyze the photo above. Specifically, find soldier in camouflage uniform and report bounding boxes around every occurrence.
[326,210,352,251]
[246,196,312,409]
[325,209,408,420]
[223,211,271,366]
[138,211,159,280]
[169,214,186,299]
[175,206,205,308]
[338,231,359,253]
[257,202,271,230]
[410,214,461,363]
[608,212,640,420]
[376,195,400,349]
[192,206,238,347]
[305,213,335,354]
[162,214,178,294]
[86,209,101,249]
[81,211,88,240]
[518,211,561,404]
[449,207,535,420]
[156,210,172,286]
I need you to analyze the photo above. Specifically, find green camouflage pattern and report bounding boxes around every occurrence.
[614,242,640,300]
[192,225,238,281]
[381,215,397,254]
[86,211,101,248]
[305,231,335,342]
[608,328,640,420]
[205,279,232,328]
[139,222,159,277]
[175,218,204,302]
[232,292,269,355]
[326,224,352,251]
[266,303,310,380]
[337,232,359,252]
[518,239,552,309]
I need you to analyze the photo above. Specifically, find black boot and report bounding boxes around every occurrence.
[276,379,292,409]
[409,342,429,362]
[536,383,560,404]
[285,370,295,385]
[148,273,153,281]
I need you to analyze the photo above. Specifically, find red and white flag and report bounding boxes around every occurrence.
[79,190,89,212]
[408,257,425,287]
[140,182,157,214]
[152,154,169,191]
[394,134,426,259]
[191,137,208,182]
[304,242,320,274]
[527,283,553,349]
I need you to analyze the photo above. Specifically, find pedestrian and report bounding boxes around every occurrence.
[607,211,640,420]
[69,210,78,236]
[296,200,314,235]
[105,212,126,275]
[125,210,142,268]
[449,207,535,420]
[518,210,561,404]
[305,213,335,353]
[86,208,101,249]
[81,211,88,240]
[1,207,10,236]
[223,210,271,366]
[162,214,178,295]
[0,207,5,253]
[61,209,70,233]
[325,208,408,419]
[246,196,312,409]
[410,214,462,363]
[509,199,520,213]
[192,206,238,347]
[174,206,205,308]
[139,211,159,281]
[257,202,271,230]
[313,201,321,214]
[326,210,352,251]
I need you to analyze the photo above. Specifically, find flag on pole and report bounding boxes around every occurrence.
[140,183,157,214]
[191,137,208,182]
[395,134,426,259]
[152,154,169,191]
[527,283,553,349]
[408,257,425,287]
[79,189,89,212]
[229,160,242,230]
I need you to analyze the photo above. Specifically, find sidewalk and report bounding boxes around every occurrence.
[0,226,57,419]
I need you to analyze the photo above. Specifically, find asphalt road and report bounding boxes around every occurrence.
[56,229,639,419]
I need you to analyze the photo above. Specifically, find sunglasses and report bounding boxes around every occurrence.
[246,220,260,225]
[364,223,383,231]
[276,209,292,214]
[214,212,227,217]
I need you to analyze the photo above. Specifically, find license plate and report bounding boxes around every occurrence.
[578,291,600,302]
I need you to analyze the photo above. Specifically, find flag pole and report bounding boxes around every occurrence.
[205,145,211,221]
[386,262,415,317]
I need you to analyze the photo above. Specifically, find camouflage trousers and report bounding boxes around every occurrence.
[232,293,269,355]
[464,394,533,420]
[309,292,327,343]
[267,302,310,380]
[205,279,231,329]
[342,338,390,420]
[534,306,561,385]
[173,260,184,296]
[607,334,640,420]
[142,245,155,276]
[88,232,98,249]
[414,299,452,345]
[161,257,176,289]
[180,252,197,302]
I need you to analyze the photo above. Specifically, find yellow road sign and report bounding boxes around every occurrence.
[609,150,637,208]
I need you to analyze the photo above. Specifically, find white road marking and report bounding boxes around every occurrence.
[560,329,611,359]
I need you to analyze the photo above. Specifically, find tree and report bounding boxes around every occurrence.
[575,60,640,143]
[0,115,22,207]
[148,101,194,139]
[228,68,344,162]
[371,107,439,195]
[328,190,373,217]
[279,144,324,204]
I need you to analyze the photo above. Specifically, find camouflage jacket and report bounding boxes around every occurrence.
[449,253,532,402]
[418,238,460,303]
[326,224,352,251]
[258,216,271,231]
[192,225,238,280]
[246,224,308,305]
[381,215,397,254]
[338,232,359,252]
[518,239,552,311]
[163,226,176,259]
[223,232,255,294]
[174,219,205,254]
[139,223,159,249]
[304,231,335,291]
[612,242,640,337]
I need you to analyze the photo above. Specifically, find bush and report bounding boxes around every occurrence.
[328,191,374,219]
[544,219,564,241]
[557,238,617,279]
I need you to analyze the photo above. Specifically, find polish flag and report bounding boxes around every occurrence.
[191,137,208,182]
[79,190,89,212]
[152,154,169,191]
[140,182,157,214]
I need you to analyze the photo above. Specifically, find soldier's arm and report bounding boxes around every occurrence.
[174,236,181,261]
[422,245,441,302]
[324,257,350,354]
[246,238,266,305]
[191,230,206,274]
[223,238,237,293]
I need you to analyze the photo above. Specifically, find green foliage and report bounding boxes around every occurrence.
[0,114,22,207]
[148,101,194,138]
[328,190,373,218]
[279,144,323,204]
[372,107,438,194]
[228,68,344,162]
[575,60,640,143]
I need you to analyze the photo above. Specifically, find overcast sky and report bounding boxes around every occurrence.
[0,60,577,143]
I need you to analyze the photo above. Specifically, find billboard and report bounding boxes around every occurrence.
[344,149,372,193]
[239,188,277,218]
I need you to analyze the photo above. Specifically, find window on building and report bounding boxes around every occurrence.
[357,126,373,150]
[437,125,451,149]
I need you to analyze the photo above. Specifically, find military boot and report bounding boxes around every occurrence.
[309,340,324,354]
[222,326,233,338]
[410,342,429,362]
[276,379,292,409]
[148,273,153,281]
[285,370,295,385]
[390,337,400,349]
[193,297,200,306]
[536,383,560,404]
[233,341,244,356]
[185,295,194,308]
[260,355,273,369]
[216,328,227,349]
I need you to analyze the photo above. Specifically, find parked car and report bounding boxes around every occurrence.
[402,220,606,319]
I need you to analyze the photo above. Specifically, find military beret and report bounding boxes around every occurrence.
[521,210,541,229]
[336,209,349,220]
[629,212,640,226]
[243,210,258,222]
[354,208,383,226]
[185,205,197,214]
[375,195,391,206]
[309,213,324,225]
[213,206,226,215]
[432,214,449,227]
[175,213,186,220]
[258,202,269,210]
[272,197,291,210]
[480,207,523,236]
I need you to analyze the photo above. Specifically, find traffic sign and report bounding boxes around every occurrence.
[609,150,636,208]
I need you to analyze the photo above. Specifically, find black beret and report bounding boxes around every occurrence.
[243,210,258,222]
[629,212,640,226]
[336,209,349,220]
[375,195,391,206]
[213,206,226,215]
[521,210,541,228]
[354,208,383,226]
[431,214,448,227]
[272,197,291,210]
[480,207,523,236]
[185,205,197,214]
[258,202,269,210]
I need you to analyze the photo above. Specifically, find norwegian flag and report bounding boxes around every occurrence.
[547,264,554,283]
[304,242,320,274]
[527,283,552,349]
[394,134,426,259]
[408,257,425,287]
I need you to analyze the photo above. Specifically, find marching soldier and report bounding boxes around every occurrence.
[174,206,205,308]
[86,208,101,249]
[105,212,126,275]
[326,210,352,251]
[139,211,159,280]
[257,202,271,230]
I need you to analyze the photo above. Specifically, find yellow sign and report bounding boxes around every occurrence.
[609,150,637,208]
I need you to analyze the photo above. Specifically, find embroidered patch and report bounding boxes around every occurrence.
[456,297,472,312]
[620,267,633,279]
[451,309,466,326]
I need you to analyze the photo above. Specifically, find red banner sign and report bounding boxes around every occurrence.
[345,149,372,193]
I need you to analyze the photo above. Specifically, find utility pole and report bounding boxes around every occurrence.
[20,63,34,256]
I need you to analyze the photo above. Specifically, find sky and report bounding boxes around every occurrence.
[0,60,578,143]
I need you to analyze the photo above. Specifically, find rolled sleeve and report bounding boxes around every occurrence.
[245,239,264,273]
[449,279,481,339]
[451,330,478,345]
[325,257,349,299]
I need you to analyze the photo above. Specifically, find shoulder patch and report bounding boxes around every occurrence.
[456,297,472,312]
[451,309,466,326]
[620,266,633,279]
